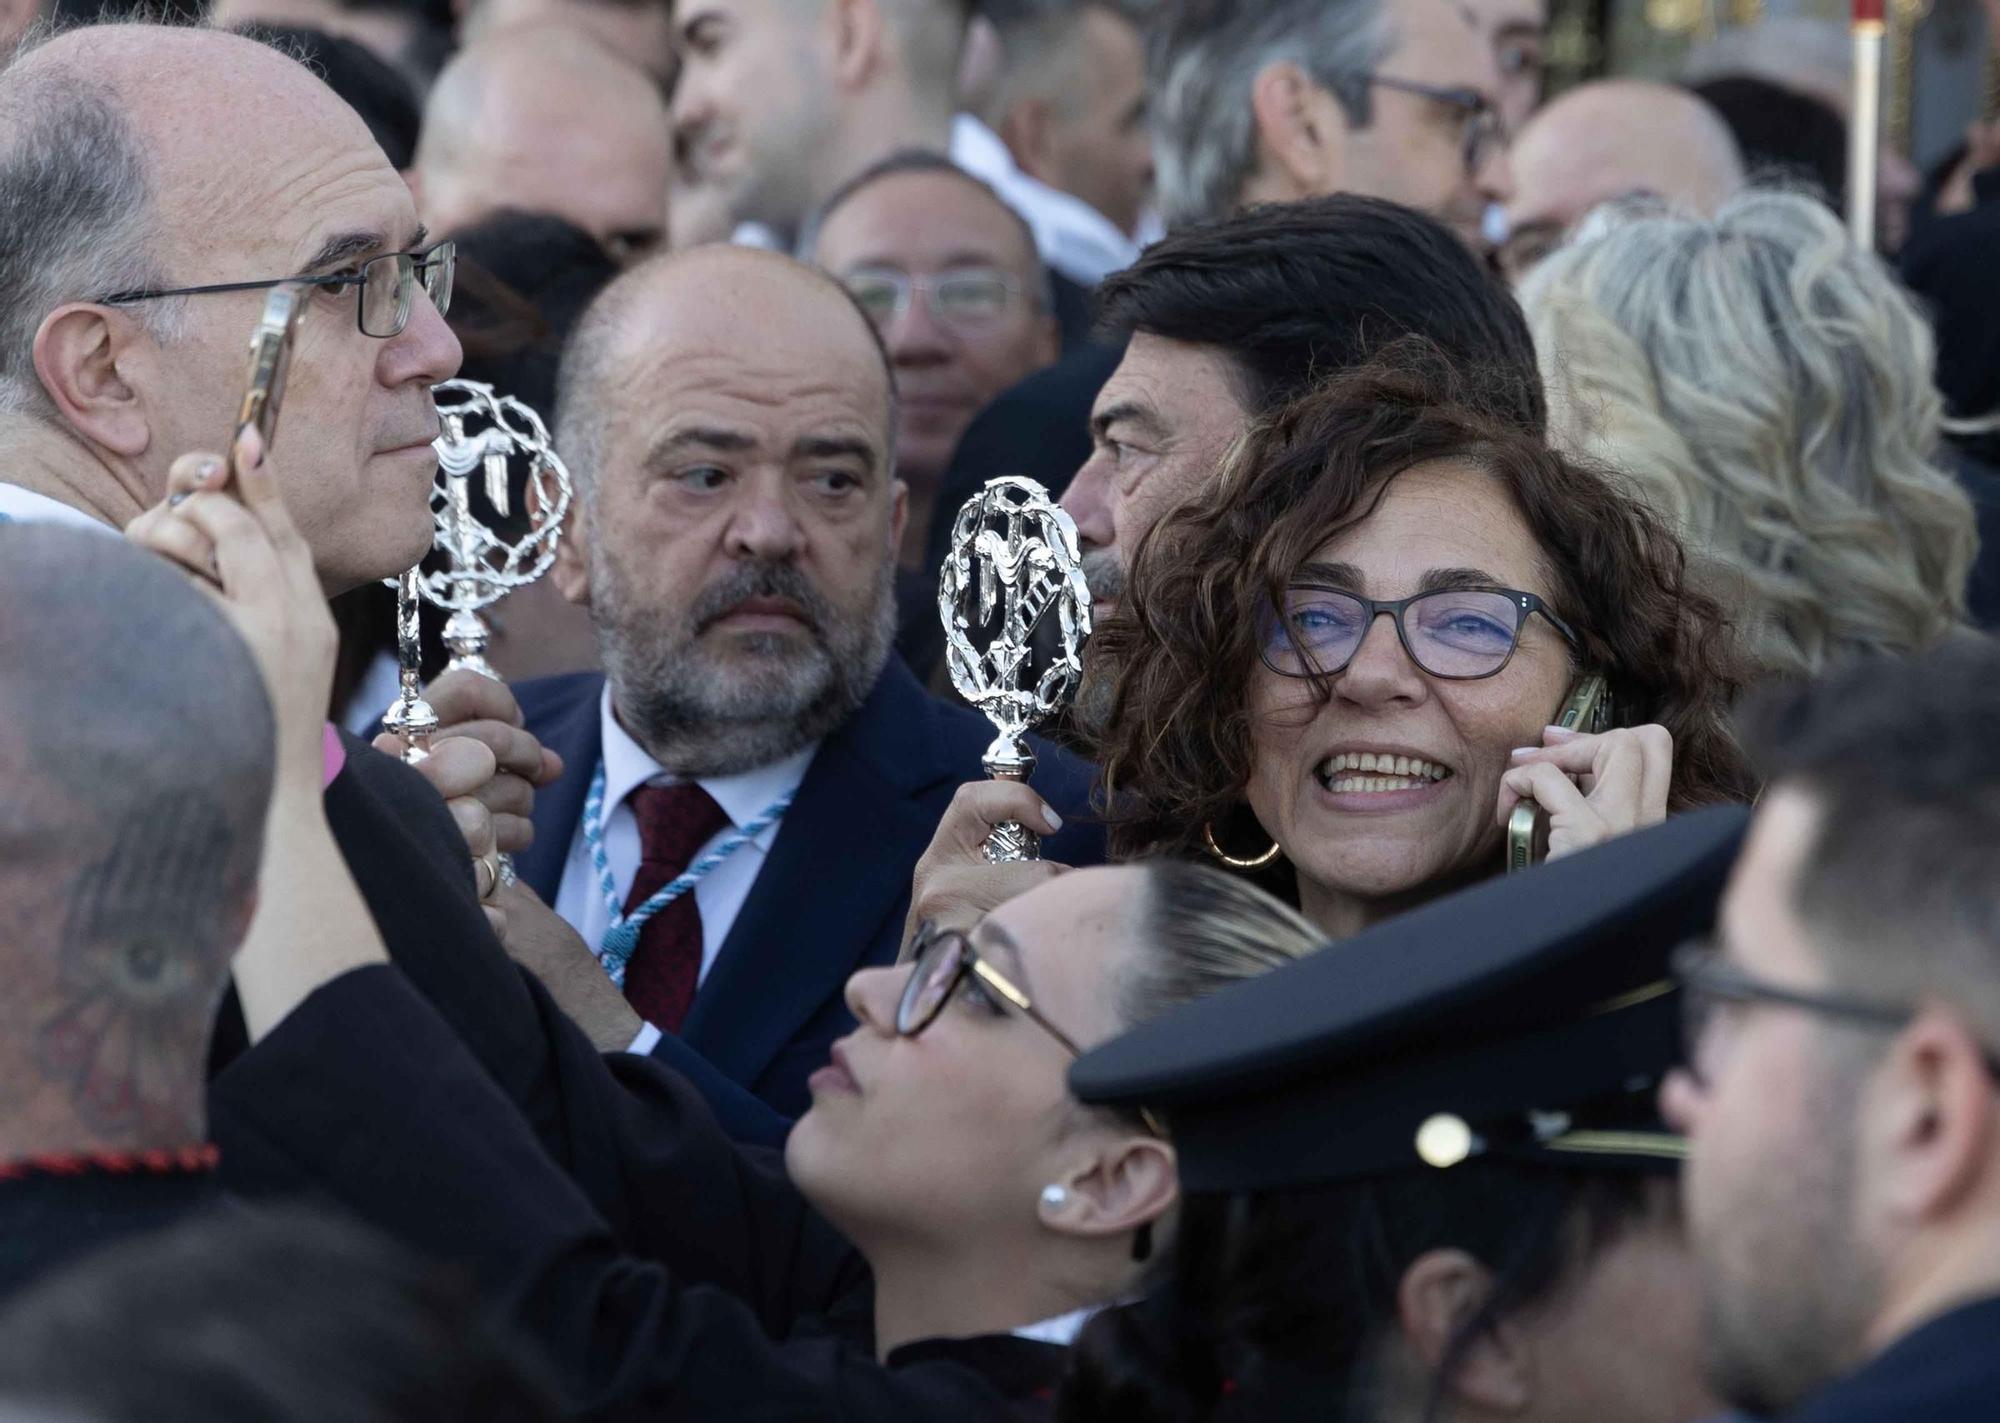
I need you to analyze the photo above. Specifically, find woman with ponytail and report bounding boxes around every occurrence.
[217,853,1322,1420]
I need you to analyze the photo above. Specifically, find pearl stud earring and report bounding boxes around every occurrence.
[1040,1184,1070,1210]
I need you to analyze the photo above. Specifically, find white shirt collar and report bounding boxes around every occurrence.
[0,482,118,533]
[949,114,1142,287]
[1010,1305,1103,1347]
[597,683,819,833]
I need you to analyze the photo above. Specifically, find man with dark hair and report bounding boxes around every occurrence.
[0,524,274,1294]
[1664,640,2000,1420]
[926,196,1544,599]
[931,0,1519,550]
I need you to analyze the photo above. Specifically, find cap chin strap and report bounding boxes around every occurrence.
[1538,1130,1688,1162]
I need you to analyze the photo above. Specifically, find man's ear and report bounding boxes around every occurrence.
[1873,1008,1997,1229]
[1397,1248,1532,1414]
[1040,1133,1179,1244]
[999,98,1056,183]
[552,501,594,606]
[1247,60,1347,202]
[32,303,156,459]
[828,0,887,91]
[887,476,909,555]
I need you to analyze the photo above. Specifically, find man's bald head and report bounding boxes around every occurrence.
[1500,79,1744,283]
[556,245,897,505]
[414,28,671,262]
[0,20,462,591]
[12,24,389,272]
[549,244,907,780]
[0,524,273,1151]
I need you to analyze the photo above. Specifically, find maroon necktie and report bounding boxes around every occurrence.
[620,782,731,1033]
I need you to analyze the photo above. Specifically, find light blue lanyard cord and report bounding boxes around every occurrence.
[583,759,794,987]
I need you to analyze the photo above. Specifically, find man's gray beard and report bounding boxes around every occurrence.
[593,553,896,778]
[1699,1042,1884,1416]
[1072,548,1126,743]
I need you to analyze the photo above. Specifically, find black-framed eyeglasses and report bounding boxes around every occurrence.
[843,267,1031,334]
[1260,583,1581,682]
[898,922,1165,1136]
[1370,76,1507,179]
[1672,941,2000,1082]
[103,241,456,339]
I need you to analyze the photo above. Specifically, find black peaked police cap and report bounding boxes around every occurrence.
[1070,807,1750,1193]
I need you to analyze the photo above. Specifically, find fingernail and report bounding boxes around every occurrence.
[1510,746,1538,758]
[1041,803,1063,832]
[199,456,223,484]
[236,424,266,467]
[168,491,191,508]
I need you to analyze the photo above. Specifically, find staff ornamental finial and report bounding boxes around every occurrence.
[938,476,1093,862]
[381,378,574,763]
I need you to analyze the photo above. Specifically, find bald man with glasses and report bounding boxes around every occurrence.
[0,22,646,1202]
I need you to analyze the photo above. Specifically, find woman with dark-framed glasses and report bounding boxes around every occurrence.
[1093,350,1754,939]
[222,857,1321,1419]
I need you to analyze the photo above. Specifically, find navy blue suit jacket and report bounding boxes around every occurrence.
[1783,1294,2000,1423]
[515,658,1106,1131]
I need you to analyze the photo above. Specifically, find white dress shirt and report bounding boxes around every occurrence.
[1012,1305,1107,1345]
[552,684,819,1053]
[950,115,1142,288]
[0,483,117,532]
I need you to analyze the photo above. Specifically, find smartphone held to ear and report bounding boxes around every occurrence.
[1505,674,1612,873]
[235,283,305,457]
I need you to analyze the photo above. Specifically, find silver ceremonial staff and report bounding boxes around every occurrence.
[938,476,1092,862]
[381,378,575,765]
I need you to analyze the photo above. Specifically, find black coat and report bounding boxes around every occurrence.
[514,660,1106,1130]
[1782,1294,2000,1422]
[0,1164,220,1300]
[211,736,1068,1416]
[921,343,1124,577]
[211,966,1067,1421]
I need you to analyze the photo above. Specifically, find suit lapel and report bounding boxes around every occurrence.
[518,675,606,903]
[683,662,950,1087]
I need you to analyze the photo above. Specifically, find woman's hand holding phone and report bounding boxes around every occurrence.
[1495,723,1676,863]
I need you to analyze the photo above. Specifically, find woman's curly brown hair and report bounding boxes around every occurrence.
[1092,348,1757,868]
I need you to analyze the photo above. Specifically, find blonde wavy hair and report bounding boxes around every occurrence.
[1520,189,1977,679]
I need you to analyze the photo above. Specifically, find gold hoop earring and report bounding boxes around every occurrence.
[1202,821,1282,870]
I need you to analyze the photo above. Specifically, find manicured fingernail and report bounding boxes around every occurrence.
[1545,724,1579,736]
[168,491,191,508]
[1510,746,1539,758]
[236,425,265,467]
[1041,803,1062,832]
[199,456,223,484]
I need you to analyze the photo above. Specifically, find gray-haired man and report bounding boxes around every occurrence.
[1149,0,1513,251]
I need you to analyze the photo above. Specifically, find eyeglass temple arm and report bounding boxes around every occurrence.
[968,958,1086,1057]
